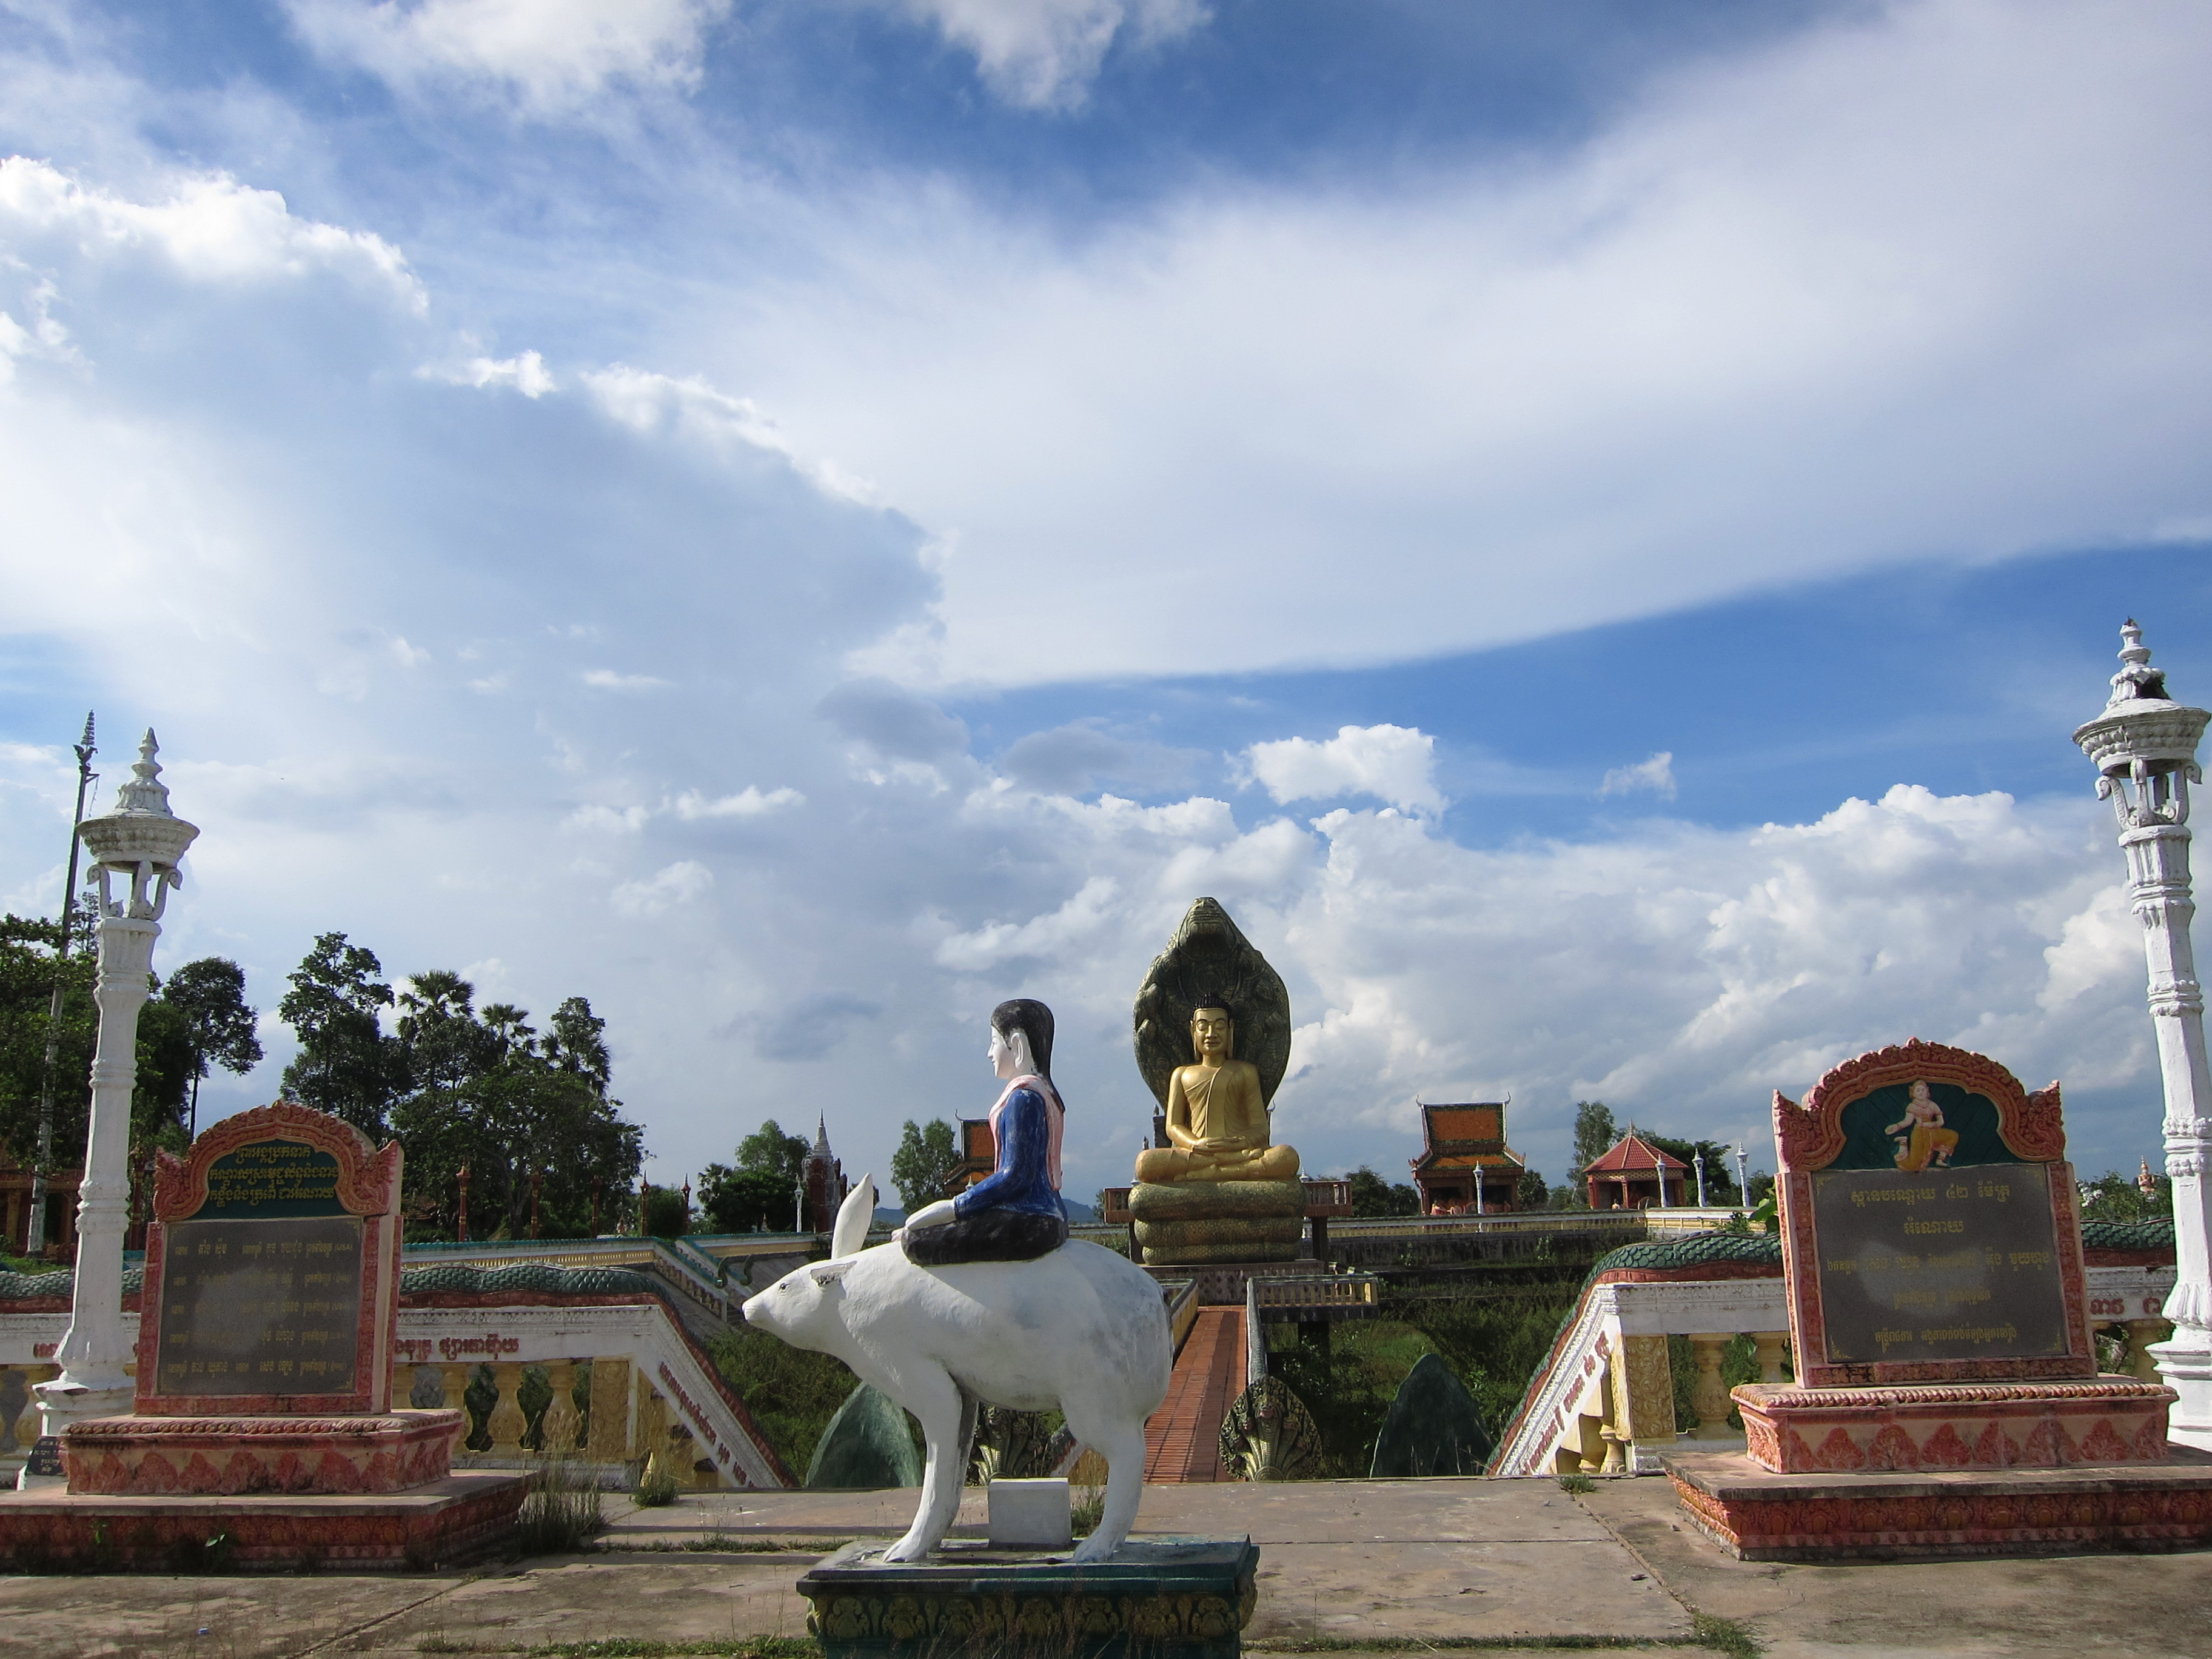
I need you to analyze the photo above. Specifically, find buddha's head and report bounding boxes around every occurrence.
[1908,1079,1933,1107]
[1190,1005,1234,1062]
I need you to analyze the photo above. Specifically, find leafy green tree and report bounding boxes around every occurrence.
[390,984,643,1241]
[1571,1101,1618,1175]
[2080,1169,2174,1223]
[890,1118,960,1213]
[642,1184,692,1236]
[698,1163,796,1232]
[0,915,95,1180]
[1347,1165,1419,1217]
[738,1119,809,1184]
[1641,1134,1743,1207]
[1514,1167,1549,1209]
[279,932,407,1134]
[159,957,263,1139]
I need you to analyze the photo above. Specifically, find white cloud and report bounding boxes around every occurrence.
[421,350,555,398]
[581,669,674,691]
[284,0,729,112]
[882,0,1209,110]
[566,803,651,833]
[692,0,2212,686]
[672,786,804,820]
[1244,725,1441,814]
[935,874,1121,971]
[1600,752,1677,800]
[611,859,713,917]
[0,158,422,308]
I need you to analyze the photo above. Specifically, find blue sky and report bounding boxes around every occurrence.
[1,0,2208,1206]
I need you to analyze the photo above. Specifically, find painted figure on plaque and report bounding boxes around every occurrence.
[1133,1005,1299,1185]
[900,999,1068,1265]
[1886,1079,1960,1173]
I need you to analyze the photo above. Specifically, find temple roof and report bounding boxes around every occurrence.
[1412,1102,1524,1172]
[1583,1130,1689,1175]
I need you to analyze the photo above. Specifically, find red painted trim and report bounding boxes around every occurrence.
[1774,1040,2061,1175]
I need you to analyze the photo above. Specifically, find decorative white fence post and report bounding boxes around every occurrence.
[2074,622,2212,1450]
[20,732,197,1485]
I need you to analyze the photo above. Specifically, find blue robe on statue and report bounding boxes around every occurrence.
[903,1076,1068,1265]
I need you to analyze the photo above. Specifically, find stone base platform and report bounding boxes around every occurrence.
[1666,1446,2212,1561]
[1131,1182,1304,1268]
[1141,1259,1321,1306]
[0,1470,530,1572]
[797,1535,1260,1659]
[1732,1378,2176,1473]
[62,1409,463,1495]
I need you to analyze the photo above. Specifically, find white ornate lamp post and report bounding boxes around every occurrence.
[23,732,197,1479]
[1694,1148,1709,1207]
[2074,622,2212,1450]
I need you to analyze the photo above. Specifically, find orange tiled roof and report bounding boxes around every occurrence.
[1583,1131,1689,1175]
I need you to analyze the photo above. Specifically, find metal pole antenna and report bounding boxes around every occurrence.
[26,714,96,1258]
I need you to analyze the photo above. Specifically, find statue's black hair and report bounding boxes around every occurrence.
[991,998,1056,1081]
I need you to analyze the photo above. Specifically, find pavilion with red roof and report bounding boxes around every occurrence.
[1582,1128,1690,1209]
[1408,1101,1527,1213]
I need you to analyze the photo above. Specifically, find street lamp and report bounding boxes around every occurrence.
[1694,1148,1708,1208]
[24,732,196,1478]
[1731,1143,1749,1206]
[2074,622,2212,1450]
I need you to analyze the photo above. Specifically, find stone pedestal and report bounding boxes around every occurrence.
[798,1537,1259,1659]
[0,1472,529,1572]
[1734,1379,2177,1473]
[1130,1182,1302,1267]
[1666,1445,2212,1561]
[61,1409,464,1495]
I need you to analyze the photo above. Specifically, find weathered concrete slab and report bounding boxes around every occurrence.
[5,1475,2207,1657]
[1581,1468,2212,1658]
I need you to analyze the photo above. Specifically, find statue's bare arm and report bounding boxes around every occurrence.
[1162,1070,1201,1152]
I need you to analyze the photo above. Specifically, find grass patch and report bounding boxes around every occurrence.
[529,1641,820,1658]
[1557,1472,1597,1494]
[1690,1614,1761,1659]
[517,1458,605,1555]
[600,1533,852,1554]
[632,1461,683,1507]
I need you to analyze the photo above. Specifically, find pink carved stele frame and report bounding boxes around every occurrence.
[1771,1041,2093,1390]
[136,1101,405,1418]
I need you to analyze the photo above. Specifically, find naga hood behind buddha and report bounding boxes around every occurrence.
[1133,897,1293,1108]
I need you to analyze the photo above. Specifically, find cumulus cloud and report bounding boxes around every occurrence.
[1601,752,1677,800]
[611,858,714,917]
[284,0,729,111]
[880,0,1209,110]
[672,786,805,819]
[0,158,422,306]
[1244,725,1441,814]
[581,669,674,691]
[421,350,555,397]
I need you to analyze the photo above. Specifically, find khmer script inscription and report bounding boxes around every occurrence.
[151,1216,363,1396]
[1809,1167,2068,1366]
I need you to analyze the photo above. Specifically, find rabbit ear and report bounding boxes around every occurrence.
[832,1173,876,1259]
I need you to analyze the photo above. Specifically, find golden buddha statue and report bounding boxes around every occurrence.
[1133,1006,1299,1185]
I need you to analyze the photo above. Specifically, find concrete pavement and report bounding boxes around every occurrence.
[2,1476,2207,1657]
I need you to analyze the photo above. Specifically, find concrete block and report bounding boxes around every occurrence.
[987,1476,1071,1548]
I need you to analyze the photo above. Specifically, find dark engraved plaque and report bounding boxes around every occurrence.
[1809,1166,2070,1367]
[198,1139,348,1218]
[152,1216,363,1398]
[24,1436,62,1478]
